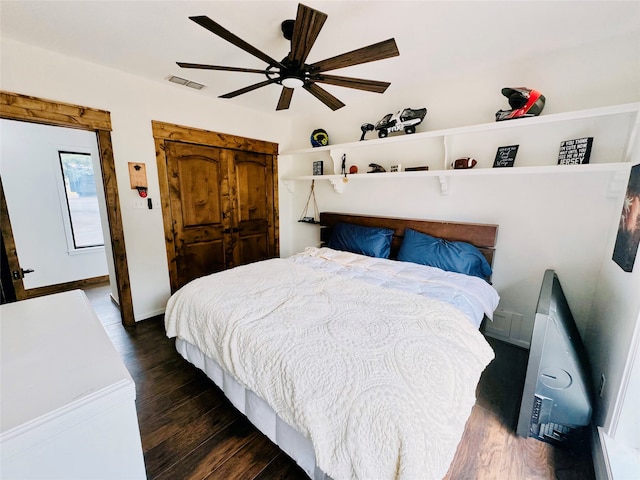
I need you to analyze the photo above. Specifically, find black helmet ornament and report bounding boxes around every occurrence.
[310,129,329,147]
[495,87,545,121]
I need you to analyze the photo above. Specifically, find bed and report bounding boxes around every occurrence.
[165,212,500,480]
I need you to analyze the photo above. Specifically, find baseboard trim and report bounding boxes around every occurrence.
[593,426,612,480]
[110,293,120,307]
[23,275,110,299]
[483,330,530,349]
[135,307,165,322]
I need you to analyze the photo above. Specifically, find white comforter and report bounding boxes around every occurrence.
[165,249,497,480]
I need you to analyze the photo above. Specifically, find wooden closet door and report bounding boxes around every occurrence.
[228,150,277,267]
[166,141,230,289]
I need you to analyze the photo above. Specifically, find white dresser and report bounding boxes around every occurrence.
[0,290,146,479]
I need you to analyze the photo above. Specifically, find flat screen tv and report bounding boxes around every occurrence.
[516,269,593,445]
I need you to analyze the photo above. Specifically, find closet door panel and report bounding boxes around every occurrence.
[228,150,277,267]
[166,141,230,289]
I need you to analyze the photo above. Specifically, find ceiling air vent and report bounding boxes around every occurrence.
[167,75,205,90]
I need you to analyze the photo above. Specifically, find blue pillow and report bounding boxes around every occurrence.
[327,222,394,258]
[397,228,492,279]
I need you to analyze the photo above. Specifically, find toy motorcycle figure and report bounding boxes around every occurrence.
[374,107,427,138]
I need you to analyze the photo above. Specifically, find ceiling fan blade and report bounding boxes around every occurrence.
[189,15,285,69]
[310,38,399,73]
[288,3,328,67]
[177,62,272,74]
[303,83,345,111]
[219,78,280,99]
[276,87,295,110]
[311,74,391,93]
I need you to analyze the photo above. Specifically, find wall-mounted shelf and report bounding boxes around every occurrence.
[282,162,631,194]
[280,102,639,195]
[282,103,640,156]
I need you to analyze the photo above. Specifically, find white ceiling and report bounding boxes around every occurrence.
[1,1,639,117]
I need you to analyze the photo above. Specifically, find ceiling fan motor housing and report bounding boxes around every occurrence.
[281,19,295,40]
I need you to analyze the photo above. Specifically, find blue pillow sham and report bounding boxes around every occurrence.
[327,222,394,258]
[397,228,492,279]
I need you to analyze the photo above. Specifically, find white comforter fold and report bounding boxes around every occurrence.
[291,247,499,328]
[165,251,496,480]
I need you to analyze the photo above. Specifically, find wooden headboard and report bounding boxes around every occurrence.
[319,212,498,267]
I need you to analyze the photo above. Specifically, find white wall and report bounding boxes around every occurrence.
[0,119,109,288]
[586,158,640,439]
[0,38,290,320]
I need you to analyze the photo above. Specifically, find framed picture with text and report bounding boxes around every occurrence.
[558,137,593,165]
[493,145,519,168]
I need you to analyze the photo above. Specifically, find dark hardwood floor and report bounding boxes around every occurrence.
[87,287,595,480]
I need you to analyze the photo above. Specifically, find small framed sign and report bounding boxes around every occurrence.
[312,160,323,175]
[493,145,519,168]
[558,137,593,165]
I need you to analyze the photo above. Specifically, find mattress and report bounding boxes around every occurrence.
[165,248,499,479]
[174,337,330,479]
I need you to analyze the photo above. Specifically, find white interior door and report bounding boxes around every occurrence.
[0,119,111,290]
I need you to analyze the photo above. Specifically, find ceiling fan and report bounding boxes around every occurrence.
[177,3,399,111]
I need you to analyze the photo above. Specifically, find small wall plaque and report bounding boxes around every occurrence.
[493,145,519,168]
[312,160,323,175]
[558,137,593,165]
[128,162,147,189]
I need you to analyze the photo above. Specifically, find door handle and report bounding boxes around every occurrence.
[12,268,34,280]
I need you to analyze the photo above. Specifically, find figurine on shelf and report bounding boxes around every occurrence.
[451,157,478,169]
[310,128,329,147]
[368,163,386,173]
[374,107,427,138]
[495,87,545,121]
[360,123,374,141]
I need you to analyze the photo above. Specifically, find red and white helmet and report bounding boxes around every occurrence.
[495,87,545,121]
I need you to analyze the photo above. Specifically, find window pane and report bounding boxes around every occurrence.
[59,152,105,248]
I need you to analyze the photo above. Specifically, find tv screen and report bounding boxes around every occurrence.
[516,269,593,445]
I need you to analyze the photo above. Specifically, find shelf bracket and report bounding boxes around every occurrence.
[438,175,449,195]
[281,179,295,194]
[328,177,346,194]
[329,148,347,175]
[606,167,632,199]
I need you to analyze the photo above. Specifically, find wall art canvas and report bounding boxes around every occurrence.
[613,163,640,272]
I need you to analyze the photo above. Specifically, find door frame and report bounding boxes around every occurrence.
[152,121,279,293]
[0,91,135,327]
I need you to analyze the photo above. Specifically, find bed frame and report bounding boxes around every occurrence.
[319,212,499,267]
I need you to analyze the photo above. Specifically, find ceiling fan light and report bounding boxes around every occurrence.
[281,76,304,88]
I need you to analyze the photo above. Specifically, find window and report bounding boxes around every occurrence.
[58,151,105,249]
